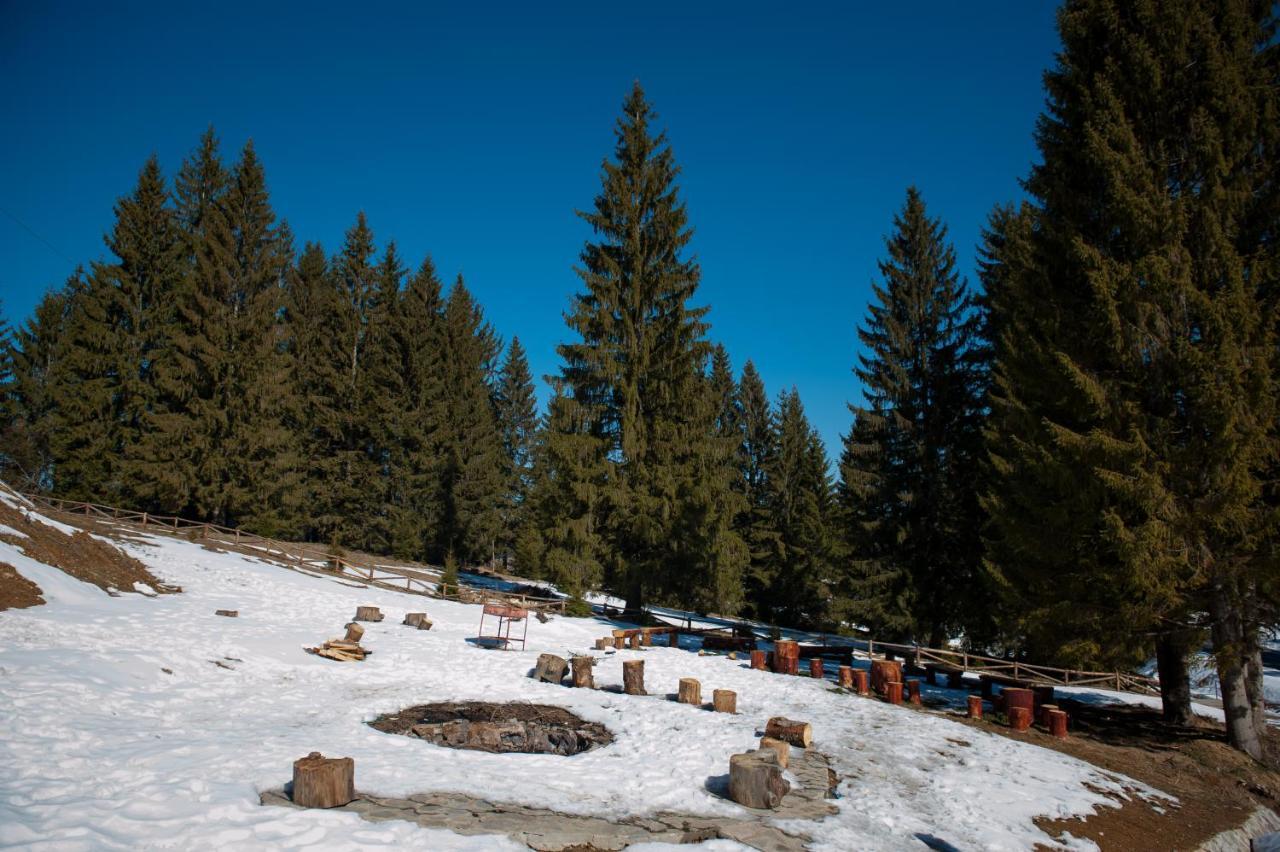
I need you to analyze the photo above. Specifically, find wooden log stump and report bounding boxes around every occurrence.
[533,653,568,684]
[1003,688,1034,720]
[838,665,854,688]
[215,609,238,617]
[853,669,870,696]
[354,606,383,622]
[712,689,737,714]
[764,716,812,748]
[1008,705,1032,731]
[291,751,354,808]
[870,659,903,695]
[1038,703,1059,728]
[623,659,646,695]
[571,656,595,689]
[678,677,701,706]
[627,633,642,650]
[773,640,800,675]
[343,622,364,643]
[1047,708,1069,739]
[967,695,983,719]
[759,735,790,769]
[416,617,433,630]
[612,629,626,650]
[906,679,922,705]
[729,749,789,810]
[884,681,903,705]
[594,637,612,651]
[809,658,824,679]
[750,650,768,671]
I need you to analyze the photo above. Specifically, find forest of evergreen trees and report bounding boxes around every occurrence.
[0,0,1275,758]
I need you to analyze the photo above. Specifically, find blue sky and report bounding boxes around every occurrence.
[1,1,1059,457]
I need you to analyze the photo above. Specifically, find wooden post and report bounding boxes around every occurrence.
[403,612,428,627]
[750,650,768,671]
[291,752,354,808]
[967,695,983,719]
[571,656,595,689]
[1038,703,1059,728]
[759,736,790,769]
[853,669,870,696]
[1047,708,1069,739]
[906,679,922,705]
[623,660,646,695]
[594,637,612,651]
[809,658,824,679]
[640,631,652,647]
[764,717,813,748]
[884,681,903,705]
[677,677,701,706]
[728,750,789,809]
[1008,705,1032,731]
[712,689,737,713]
[838,665,854,688]
[870,659,903,695]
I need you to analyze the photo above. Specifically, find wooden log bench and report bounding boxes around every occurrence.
[924,663,967,689]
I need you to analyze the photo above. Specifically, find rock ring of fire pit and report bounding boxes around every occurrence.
[368,701,613,756]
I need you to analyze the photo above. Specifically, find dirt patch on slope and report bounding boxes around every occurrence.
[940,697,1280,850]
[0,562,44,609]
[0,495,179,609]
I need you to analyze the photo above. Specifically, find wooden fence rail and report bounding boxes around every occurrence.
[21,492,567,614]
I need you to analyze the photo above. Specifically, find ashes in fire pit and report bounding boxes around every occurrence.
[368,701,613,756]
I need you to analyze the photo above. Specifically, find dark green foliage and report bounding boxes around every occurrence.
[734,360,781,619]
[839,187,986,646]
[762,388,835,628]
[564,596,593,618]
[544,83,747,613]
[440,551,460,596]
[495,337,538,564]
[983,0,1277,752]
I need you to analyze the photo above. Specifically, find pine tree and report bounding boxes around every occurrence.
[736,360,781,619]
[494,336,538,564]
[48,157,181,503]
[984,0,1278,754]
[838,187,985,646]
[438,276,506,564]
[551,82,745,612]
[387,257,448,559]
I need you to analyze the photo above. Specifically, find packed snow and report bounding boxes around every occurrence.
[0,508,1176,851]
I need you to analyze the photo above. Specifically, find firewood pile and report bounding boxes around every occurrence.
[305,621,372,662]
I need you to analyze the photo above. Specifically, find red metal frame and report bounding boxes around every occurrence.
[478,603,529,650]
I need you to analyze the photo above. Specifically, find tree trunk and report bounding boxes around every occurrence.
[623,660,645,695]
[1245,630,1268,746]
[1154,630,1195,726]
[1210,578,1264,760]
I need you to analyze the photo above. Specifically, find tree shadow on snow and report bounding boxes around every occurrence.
[914,833,962,852]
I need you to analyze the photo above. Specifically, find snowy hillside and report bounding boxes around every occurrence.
[0,507,1176,851]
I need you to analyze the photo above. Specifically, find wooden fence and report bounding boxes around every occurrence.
[21,493,568,614]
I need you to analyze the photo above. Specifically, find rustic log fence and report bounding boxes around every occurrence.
[21,493,567,614]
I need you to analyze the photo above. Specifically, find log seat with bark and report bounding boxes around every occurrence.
[678,678,702,706]
[532,653,569,684]
[623,660,646,695]
[728,749,789,809]
[354,606,384,622]
[712,689,737,713]
[758,735,790,769]
[764,716,812,748]
[870,659,903,695]
[291,752,354,808]
[571,655,596,689]
[403,612,432,629]
[343,622,365,643]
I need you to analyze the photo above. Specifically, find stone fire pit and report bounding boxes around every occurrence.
[368,701,613,756]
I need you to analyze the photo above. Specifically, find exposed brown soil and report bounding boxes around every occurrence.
[0,561,45,609]
[940,696,1280,851]
[0,493,179,609]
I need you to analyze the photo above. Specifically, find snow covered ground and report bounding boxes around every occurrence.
[1,509,1175,851]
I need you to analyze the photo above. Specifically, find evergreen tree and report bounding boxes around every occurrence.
[839,187,986,646]
[438,276,506,564]
[760,389,835,627]
[551,82,746,612]
[387,257,447,559]
[736,360,780,619]
[984,0,1278,754]
[494,336,538,564]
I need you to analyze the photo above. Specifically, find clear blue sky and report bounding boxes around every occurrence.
[1,1,1059,457]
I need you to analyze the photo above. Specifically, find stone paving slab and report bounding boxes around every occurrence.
[261,749,838,851]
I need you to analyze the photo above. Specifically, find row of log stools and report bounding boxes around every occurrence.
[594,627,681,651]
[970,686,1069,738]
[537,654,739,713]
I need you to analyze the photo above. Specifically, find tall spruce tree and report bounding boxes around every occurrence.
[736,360,781,619]
[495,336,538,564]
[764,388,835,628]
[839,187,986,646]
[983,0,1278,753]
